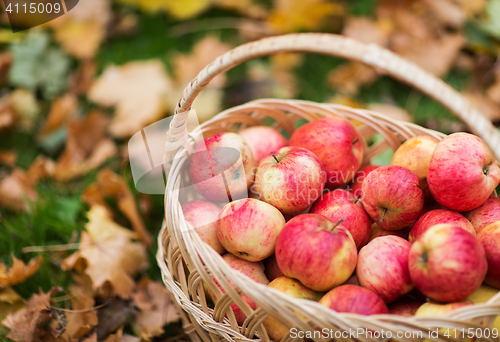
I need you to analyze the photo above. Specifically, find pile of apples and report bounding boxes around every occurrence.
[182,116,500,341]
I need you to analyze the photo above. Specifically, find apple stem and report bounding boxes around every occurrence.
[330,218,344,231]
[380,208,387,224]
[272,154,279,164]
[483,166,490,176]
[354,194,361,204]
[352,138,359,145]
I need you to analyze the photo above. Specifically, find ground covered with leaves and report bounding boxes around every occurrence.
[0,0,500,341]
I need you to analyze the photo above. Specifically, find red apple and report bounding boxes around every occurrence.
[427,133,500,211]
[182,200,225,254]
[263,277,322,341]
[218,198,285,262]
[289,117,364,187]
[275,214,357,291]
[310,189,371,250]
[254,146,325,215]
[357,235,414,303]
[205,254,269,325]
[465,197,500,234]
[189,132,255,202]
[368,223,411,243]
[319,284,388,315]
[348,164,379,200]
[239,126,288,165]
[263,254,284,281]
[409,224,487,302]
[362,165,424,230]
[409,209,475,243]
[476,221,500,289]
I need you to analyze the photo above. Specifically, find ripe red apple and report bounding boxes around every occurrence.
[263,277,322,341]
[348,164,379,200]
[310,189,371,250]
[182,200,225,254]
[476,221,500,289]
[409,209,475,243]
[368,223,411,243]
[362,165,424,230]
[289,117,364,187]
[275,214,357,291]
[263,254,284,281]
[427,133,500,211]
[218,198,285,262]
[391,136,438,192]
[319,284,389,315]
[205,254,269,325]
[254,146,325,215]
[409,224,488,302]
[189,132,255,202]
[465,197,500,234]
[357,235,414,303]
[239,126,288,164]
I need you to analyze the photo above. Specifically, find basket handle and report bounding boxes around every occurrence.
[166,33,500,160]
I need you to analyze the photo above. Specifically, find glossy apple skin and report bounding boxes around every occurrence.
[239,126,288,165]
[362,165,424,230]
[206,254,269,325]
[218,198,285,262]
[477,221,500,289]
[319,284,389,315]
[357,235,414,303]
[349,164,379,200]
[289,117,364,187]
[465,197,500,234]
[310,189,371,250]
[427,133,500,211]
[409,224,488,302]
[391,136,438,192]
[263,277,322,341]
[409,209,475,243]
[368,223,410,243]
[263,254,284,281]
[275,214,357,292]
[182,200,225,254]
[415,301,473,317]
[254,146,325,215]
[189,132,255,202]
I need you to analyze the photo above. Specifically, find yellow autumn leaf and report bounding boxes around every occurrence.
[118,0,213,19]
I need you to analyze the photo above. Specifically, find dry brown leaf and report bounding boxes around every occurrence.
[0,150,16,167]
[39,94,78,136]
[82,168,152,247]
[422,0,465,28]
[53,111,117,182]
[463,91,500,122]
[60,282,97,341]
[0,288,24,322]
[61,205,148,299]
[131,278,179,338]
[2,287,60,342]
[8,89,40,131]
[367,103,413,122]
[88,60,172,138]
[342,17,391,47]
[487,78,500,107]
[328,62,379,94]
[0,256,43,289]
[70,60,97,95]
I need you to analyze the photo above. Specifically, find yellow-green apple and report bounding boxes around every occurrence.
[467,284,500,331]
[409,209,475,243]
[310,189,371,250]
[477,221,500,289]
[415,301,473,317]
[409,224,487,302]
[254,146,325,215]
[205,254,269,325]
[289,117,364,187]
[182,200,225,254]
[348,164,379,200]
[319,284,389,315]
[362,165,424,230]
[275,214,357,291]
[465,197,500,233]
[263,277,322,341]
[357,235,414,303]
[427,133,500,211]
[218,198,285,262]
[263,254,284,281]
[388,295,426,316]
[189,132,255,202]
[367,223,411,243]
[391,136,438,192]
[239,126,288,164]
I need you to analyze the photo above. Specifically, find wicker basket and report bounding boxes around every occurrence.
[157,33,500,342]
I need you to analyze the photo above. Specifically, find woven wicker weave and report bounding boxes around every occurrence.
[157,33,500,342]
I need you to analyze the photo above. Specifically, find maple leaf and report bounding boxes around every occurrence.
[88,60,172,138]
[0,288,24,322]
[0,256,43,289]
[131,278,179,338]
[61,205,149,299]
[39,94,77,137]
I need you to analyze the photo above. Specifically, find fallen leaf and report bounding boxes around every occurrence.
[2,287,61,342]
[39,94,77,136]
[70,59,97,95]
[118,0,212,19]
[61,205,149,299]
[342,17,391,47]
[0,256,43,289]
[60,282,97,340]
[97,299,136,340]
[0,288,24,321]
[131,278,179,338]
[367,103,413,122]
[0,150,16,167]
[8,88,40,131]
[82,168,152,247]
[328,62,379,95]
[88,60,172,137]
[422,0,465,28]
[53,111,117,182]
